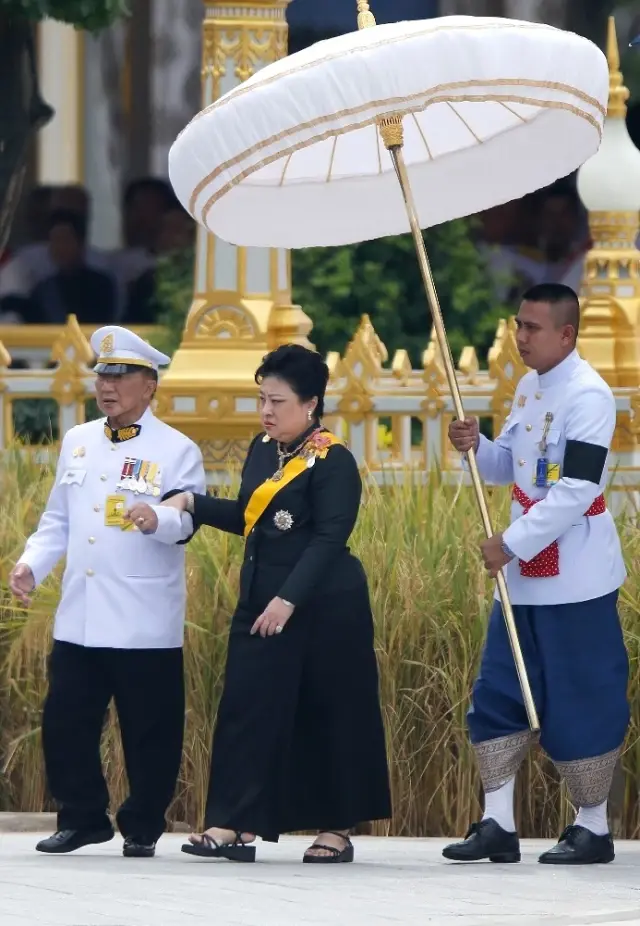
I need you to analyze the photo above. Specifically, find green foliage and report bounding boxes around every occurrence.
[5,0,129,30]
[12,398,102,444]
[11,399,58,444]
[291,219,511,367]
[150,249,194,357]
[152,220,512,368]
[84,398,100,422]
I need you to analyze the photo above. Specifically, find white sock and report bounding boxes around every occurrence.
[574,801,609,836]
[482,776,516,833]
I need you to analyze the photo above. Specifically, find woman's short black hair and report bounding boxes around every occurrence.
[255,344,329,418]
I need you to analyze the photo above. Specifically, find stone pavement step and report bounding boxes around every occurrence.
[0,812,55,832]
[1,833,640,926]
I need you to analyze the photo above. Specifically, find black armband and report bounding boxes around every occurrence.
[563,440,608,485]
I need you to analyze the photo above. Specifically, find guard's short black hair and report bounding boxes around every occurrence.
[255,344,329,419]
[521,282,580,337]
[48,208,87,243]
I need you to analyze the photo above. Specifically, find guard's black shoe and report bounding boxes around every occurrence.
[442,819,521,863]
[538,825,614,865]
[123,836,156,858]
[36,827,114,854]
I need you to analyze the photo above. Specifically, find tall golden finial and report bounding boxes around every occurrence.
[357,1,377,30]
[607,15,630,118]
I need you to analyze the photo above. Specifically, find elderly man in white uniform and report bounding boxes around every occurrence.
[443,284,629,867]
[9,326,206,858]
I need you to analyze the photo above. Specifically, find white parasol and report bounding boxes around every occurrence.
[169,4,611,732]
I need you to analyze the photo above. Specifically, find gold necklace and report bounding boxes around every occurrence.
[271,427,321,482]
[272,444,298,482]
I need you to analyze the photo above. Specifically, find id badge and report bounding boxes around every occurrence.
[534,459,560,489]
[544,463,560,487]
[534,458,548,489]
[105,494,127,527]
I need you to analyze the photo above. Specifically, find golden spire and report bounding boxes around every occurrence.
[357,1,376,30]
[607,15,630,118]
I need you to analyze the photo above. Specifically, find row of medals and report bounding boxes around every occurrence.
[117,473,161,496]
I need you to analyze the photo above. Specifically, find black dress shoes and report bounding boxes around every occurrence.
[442,819,521,863]
[538,825,615,865]
[123,836,156,858]
[36,827,114,854]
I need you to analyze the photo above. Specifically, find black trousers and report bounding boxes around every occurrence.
[42,640,185,841]
[204,583,392,841]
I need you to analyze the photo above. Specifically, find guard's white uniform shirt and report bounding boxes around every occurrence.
[474,350,626,605]
[19,407,206,649]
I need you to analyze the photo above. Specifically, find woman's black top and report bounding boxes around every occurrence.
[189,425,367,609]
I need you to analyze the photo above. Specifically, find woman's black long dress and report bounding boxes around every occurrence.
[188,425,392,842]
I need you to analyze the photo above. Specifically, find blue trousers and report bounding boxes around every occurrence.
[468,591,629,764]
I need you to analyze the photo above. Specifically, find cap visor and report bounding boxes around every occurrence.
[94,362,140,375]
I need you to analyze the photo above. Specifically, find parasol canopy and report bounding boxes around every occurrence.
[169,15,609,250]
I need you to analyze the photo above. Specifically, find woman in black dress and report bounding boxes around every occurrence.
[162,344,391,863]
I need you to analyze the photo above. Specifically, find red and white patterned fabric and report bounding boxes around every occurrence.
[511,484,606,578]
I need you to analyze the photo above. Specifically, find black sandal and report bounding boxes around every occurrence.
[181,830,256,862]
[303,831,354,864]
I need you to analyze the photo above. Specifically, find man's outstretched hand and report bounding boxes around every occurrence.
[9,563,35,607]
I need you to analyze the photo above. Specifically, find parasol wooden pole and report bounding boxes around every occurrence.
[356,0,538,732]
[377,113,540,733]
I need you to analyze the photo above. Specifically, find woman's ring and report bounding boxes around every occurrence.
[275,625,283,634]
[137,517,144,525]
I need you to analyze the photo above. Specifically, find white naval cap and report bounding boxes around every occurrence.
[91,325,171,375]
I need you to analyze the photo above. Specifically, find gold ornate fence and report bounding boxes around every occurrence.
[1,315,639,504]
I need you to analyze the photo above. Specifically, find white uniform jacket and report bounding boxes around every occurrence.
[18,407,206,649]
[473,350,626,606]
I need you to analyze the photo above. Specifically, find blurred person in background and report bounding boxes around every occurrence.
[0,184,117,319]
[478,195,548,303]
[123,199,196,325]
[12,210,118,325]
[110,177,177,296]
[538,184,591,293]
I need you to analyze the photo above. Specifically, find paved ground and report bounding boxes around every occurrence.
[2,833,640,926]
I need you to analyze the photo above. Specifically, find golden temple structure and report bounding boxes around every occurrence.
[576,16,640,454]
[156,0,313,472]
[577,17,640,388]
[0,8,640,502]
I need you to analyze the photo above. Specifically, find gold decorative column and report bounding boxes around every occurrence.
[157,0,312,471]
[577,17,640,392]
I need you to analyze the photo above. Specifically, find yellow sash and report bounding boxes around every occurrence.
[243,431,342,538]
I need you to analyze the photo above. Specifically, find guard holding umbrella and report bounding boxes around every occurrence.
[444,284,630,866]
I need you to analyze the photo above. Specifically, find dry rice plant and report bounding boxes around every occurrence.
[1,447,639,838]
